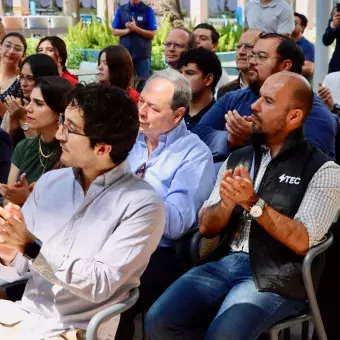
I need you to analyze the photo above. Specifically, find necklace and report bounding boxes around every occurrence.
[39,137,56,159]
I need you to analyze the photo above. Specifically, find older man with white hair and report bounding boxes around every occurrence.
[116,69,215,340]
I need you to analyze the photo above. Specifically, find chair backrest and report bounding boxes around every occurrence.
[26,16,49,29]
[2,16,25,30]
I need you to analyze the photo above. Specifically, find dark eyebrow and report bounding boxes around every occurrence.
[32,98,45,105]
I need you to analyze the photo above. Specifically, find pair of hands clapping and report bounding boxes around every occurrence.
[225,110,253,147]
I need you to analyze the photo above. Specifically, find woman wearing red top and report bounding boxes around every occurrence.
[98,45,139,104]
[36,36,78,86]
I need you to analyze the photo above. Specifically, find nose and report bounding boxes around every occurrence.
[26,101,33,113]
[138,102,148,117]
[251,97,261,112]
[55,124,64,141]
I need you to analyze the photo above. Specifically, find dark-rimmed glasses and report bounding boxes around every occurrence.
[58,113,87,141]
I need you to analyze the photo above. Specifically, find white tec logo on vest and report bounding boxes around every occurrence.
[279,174,301,185]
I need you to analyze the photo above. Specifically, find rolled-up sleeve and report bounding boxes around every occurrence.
[294,161,340,247]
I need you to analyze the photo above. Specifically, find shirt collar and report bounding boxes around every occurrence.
[72,160,131,188]
[128,1,142,11]
[136,119,188,149]
[254,0,280,8]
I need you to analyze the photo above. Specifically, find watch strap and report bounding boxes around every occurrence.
[24,239,42,261]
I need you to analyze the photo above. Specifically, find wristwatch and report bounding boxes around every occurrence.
[20,122,29,131]
[24,238,42,261]
[249,198,265,219]
[331,103,340,116]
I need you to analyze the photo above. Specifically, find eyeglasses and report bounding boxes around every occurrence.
[19,75,35,85]
[247,52,281,65]
[58,113,87,141]
[236,42,254,51]
[3,43,24,54]
[135,162,146,179]
[163,41,189,50]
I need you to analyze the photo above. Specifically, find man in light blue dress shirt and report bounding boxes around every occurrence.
[116,69,216,339]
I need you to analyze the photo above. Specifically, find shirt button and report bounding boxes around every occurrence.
[41,291,46,296]
[65,240,70,246]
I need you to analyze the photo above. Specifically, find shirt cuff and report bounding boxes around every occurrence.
[330,22,336,29]
[0,252,28,282]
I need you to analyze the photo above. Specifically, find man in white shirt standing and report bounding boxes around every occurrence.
[0,84,165,339]
[244,0,294,36]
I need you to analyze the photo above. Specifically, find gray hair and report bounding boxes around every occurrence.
[146,68,192,111]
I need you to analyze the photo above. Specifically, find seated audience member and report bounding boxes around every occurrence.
[145,71,340,339]
[244,0,294,35]
[2,54,60,147]
[116,69,215,340]
[193,33,337,163]
[0,76,72,206]
[318,73,340,117]
[291,12,315,79]
[36,36,78,86]
[193,23,229,90]
[0,83,164,339]
[0,33,26,103]
[98,45,139,103]
[164,28,196,69]
[217,29,261,99]
[177,47,222,131]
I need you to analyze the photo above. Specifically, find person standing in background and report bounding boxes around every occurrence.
[112,0,157,79]
[323,5,340,74]
[244,0,294,36]
[291,12,315,80]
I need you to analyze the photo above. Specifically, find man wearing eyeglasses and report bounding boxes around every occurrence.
[163,28,196,69]
[192,33,337,168]
[217,29,261,99]
[0,84,165,339]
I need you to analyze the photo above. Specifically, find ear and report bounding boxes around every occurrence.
[280,59,293,71]
[205,73,214,88]
[286,108,304,127]
[173,107,186,124]
[212,43,217,52]
[95,143,112,157]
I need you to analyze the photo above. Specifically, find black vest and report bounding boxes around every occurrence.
[119,2,152,61]
[205,128,331,300]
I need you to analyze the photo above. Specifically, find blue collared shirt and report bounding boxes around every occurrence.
[128,120,216,248]
[193,87,337,162]
[297,36,315,62]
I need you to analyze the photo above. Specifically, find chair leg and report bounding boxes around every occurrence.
[301,321,309,340]
[268,329,280,340]
[283,328,290,340]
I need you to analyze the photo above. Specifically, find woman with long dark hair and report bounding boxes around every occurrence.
[0,33,26,102]
[37,36,78,85]
[0,76,72,205]
[98,45,139,103]
[2,53,60,146]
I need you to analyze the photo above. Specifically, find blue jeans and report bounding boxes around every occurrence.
[133,58,151,78]
[145,252,307,340]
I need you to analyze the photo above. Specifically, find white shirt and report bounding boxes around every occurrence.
[0,162,165,339]
[323,71,340,106]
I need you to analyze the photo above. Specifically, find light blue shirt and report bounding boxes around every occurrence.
[128,120,216,247]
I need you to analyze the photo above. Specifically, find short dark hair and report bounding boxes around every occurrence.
[21,54,59,79]
[177,47,222,92]
[1,32,27,53]
[98,45,134,91]
[194,23,220,45]
[258,32,305,74]
[37,36,68,71]
[294,12,308,28]
[67,83,139,164]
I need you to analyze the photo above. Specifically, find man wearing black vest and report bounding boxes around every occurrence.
[145,71,340,339]
[112,0,157,78]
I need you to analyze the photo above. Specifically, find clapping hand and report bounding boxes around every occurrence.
[4,96,28,121]
[225,110,253,147]
[318,82,335,110]
[0,173,35,206]
[125,17,137,31]
[220,165,257,211]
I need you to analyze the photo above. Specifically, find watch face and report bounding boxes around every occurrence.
[250,205,263,218]
[21,123,29,131]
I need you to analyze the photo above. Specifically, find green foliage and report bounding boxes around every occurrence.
[25,15,242,70]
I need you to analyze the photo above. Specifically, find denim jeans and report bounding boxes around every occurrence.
[133,58,151,78]
[145,252,307,340]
